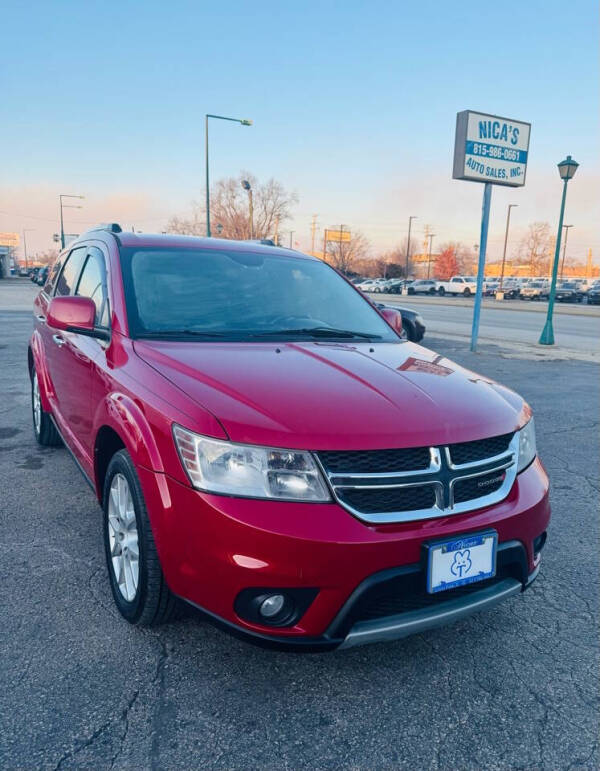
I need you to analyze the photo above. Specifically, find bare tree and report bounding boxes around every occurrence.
[518,222,552,275]
[165,172,297,240]
[325,231,371,274]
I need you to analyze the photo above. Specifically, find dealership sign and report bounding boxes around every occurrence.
[453,111,530,187]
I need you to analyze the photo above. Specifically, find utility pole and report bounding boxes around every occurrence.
[427,233,436,279]
[405,216,417,279]
[323,229,328,260]
[559,224,573,280]
[339,224,346,272]
[289,231,294,248]
[274,215,279,246]
[22,229,34,271]
[310,214,317,255]
[499,204,518,291]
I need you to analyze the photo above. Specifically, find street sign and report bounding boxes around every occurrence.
[453,111,531,188]
[0,232,19,247]
[325,229,351,243]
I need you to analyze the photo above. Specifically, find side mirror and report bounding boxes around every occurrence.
[47,296,110,341]
[380,307,403,336]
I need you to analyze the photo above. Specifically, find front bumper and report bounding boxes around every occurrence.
[138,457,549,650]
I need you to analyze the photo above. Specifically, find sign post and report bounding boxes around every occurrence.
[453,111,531,351]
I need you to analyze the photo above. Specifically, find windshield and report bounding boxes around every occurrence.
[120,247,398,342]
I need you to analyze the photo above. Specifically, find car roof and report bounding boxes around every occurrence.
[76,227,315,262]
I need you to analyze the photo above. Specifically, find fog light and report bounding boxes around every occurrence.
[260,594,285,619]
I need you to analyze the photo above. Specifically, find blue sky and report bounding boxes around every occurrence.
[2,0,598,261]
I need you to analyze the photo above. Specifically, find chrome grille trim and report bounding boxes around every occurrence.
[315,433,519,524]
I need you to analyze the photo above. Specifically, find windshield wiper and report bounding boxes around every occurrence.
[249,327,382,340]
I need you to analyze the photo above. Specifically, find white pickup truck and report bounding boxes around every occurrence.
[436,275,478,296]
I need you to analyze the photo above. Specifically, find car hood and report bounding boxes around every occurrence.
[133,340,527,450]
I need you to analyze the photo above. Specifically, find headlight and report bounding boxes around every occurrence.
[173,425,331,501]
[517,418,537,472]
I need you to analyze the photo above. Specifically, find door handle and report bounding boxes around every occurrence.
[36,314,46,323]
[52,334,66,347]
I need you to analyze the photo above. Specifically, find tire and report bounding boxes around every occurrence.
[463,288,471,297]
[428,287,436,294]
[402,320,416,342]
[31,367,61,446]
[103,449,177,626]
[438,287,445,296]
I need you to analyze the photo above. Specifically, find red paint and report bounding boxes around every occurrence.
[47,295,96,332]
[30,232,550,642]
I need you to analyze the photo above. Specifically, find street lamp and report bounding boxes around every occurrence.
[404,215,417,281]
[560,224,573,280]
[499,204,518,292]
[539,156,579,345]
[205,114,252,237]
[241,179,254,239]
[22,228,35,271]
[426,233,436,279]
[59,194,84,249]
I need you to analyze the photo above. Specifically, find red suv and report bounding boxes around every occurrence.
[29,225,549,650]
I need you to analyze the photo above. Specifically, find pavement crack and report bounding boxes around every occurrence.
[52,721,113,771]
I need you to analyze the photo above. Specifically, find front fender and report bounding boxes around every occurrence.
[97,392,165,474]
[29,330,53,412]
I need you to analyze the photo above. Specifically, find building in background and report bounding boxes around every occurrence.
[0,233,19,278]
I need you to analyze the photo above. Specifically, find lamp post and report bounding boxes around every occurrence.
[289,231,294,248]
[426,233,436,279]
[59,194,84,249]
[559,224,573,280]
[404,215,417,280]
[499,204,518,292]
[22,228,34,271]
[205,114,252,238]
[539,156,579,345]
[241,179,254,239]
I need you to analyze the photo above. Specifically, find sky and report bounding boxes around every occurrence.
[1,0,598,264]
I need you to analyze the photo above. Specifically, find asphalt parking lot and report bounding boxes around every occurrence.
[1,280,598,769]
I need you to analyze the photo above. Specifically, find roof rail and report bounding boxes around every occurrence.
[246,238,276,246]
[86,223,123,234]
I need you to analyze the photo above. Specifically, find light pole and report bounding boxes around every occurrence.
[405,216,417,280]
[22,229,34,271]
[241,179,254,239]
[289,231,294,248]
[59,194,84,249]
[499,204,518,291]
[205,114,252,238]
[539,156,579,345]
[560,224,573,280]
[426,233,436,279]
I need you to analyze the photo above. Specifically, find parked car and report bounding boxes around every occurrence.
[483,280,499,297]
[407,279,438,295]
[356,279,379,292]
[520,281,549,301]
[19,267,30,277]
[555,281,584,303]
[436,276,478,296]
[495,280,520,299]
[29,267,40,282]
[386,278,407,294]
[585,282,600,305]
[375,302,426,342]
[29,225,549,650]
[36,266,49,286]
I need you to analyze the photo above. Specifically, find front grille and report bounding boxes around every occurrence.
[317,432,518,523]
[453,470,506,504]
[449,433,513,465]
[337,485,437,514]
[317,446,430,474]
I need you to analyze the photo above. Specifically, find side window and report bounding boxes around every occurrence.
[54,247,87,297]
[75,247,109,328]
[43,257,63,295]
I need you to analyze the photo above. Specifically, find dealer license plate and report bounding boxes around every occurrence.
[427,531,497,593]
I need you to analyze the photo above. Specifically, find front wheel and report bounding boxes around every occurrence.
[103,450,177,626]
[438,287,445,296]
[31,368,61,446]
[463,288,471,297]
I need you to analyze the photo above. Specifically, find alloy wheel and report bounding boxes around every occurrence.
[107,473,140,602]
